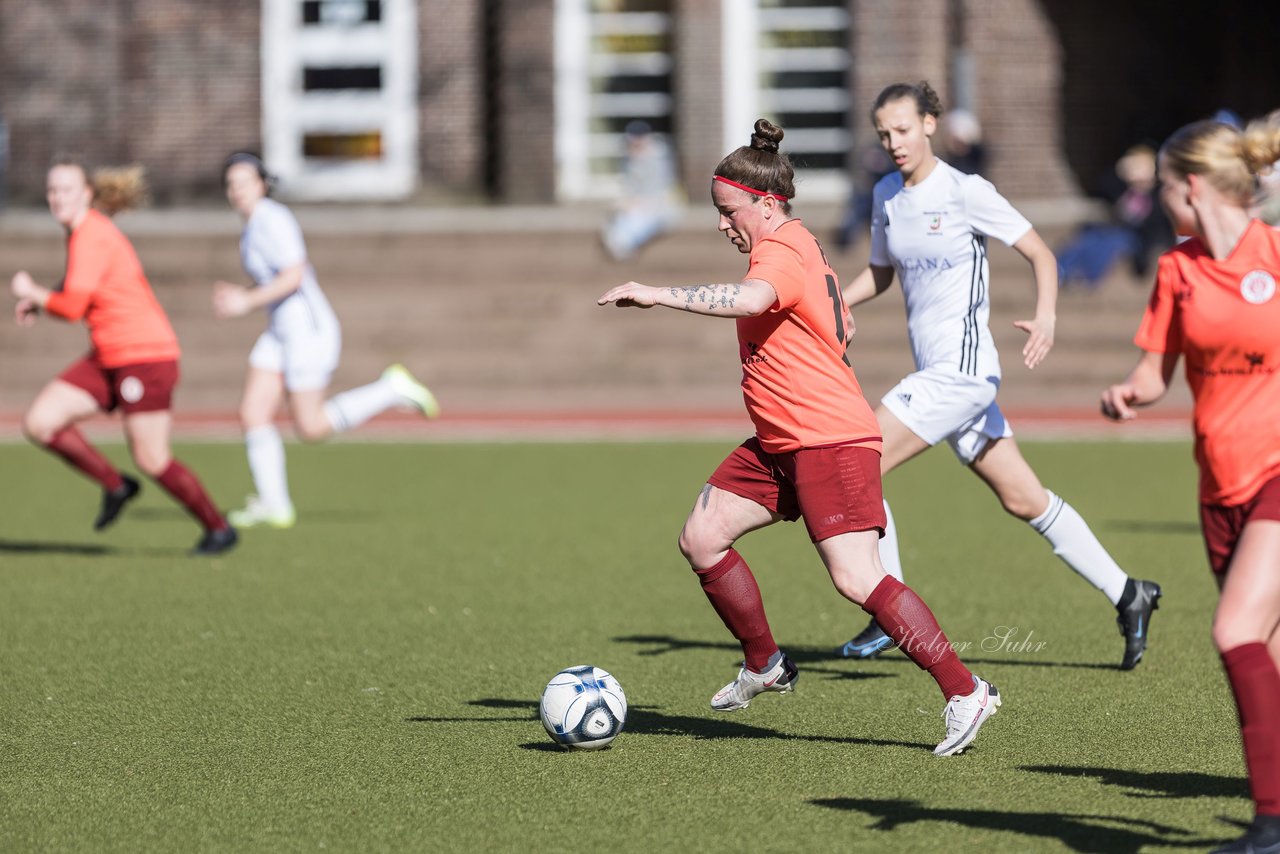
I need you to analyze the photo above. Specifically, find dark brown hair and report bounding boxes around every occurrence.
[713,118,795,214]
[871,81,944,124]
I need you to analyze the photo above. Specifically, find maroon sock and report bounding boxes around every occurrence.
[44,427,124,492]
[693,549,779,672]
[154,460,226,532]
[863,575,974,700]
[1222,643,1280,816]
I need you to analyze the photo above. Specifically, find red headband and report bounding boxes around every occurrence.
[713,175,789,202]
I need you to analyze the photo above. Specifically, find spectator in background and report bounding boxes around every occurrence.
[1056,144,1174,289]
[600,121,682,261]
[833,139,896,252]
[1256,165,1280,226]
[940,108,987,176]
[1252,112,1280,225]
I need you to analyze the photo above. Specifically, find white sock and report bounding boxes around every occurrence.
[880,499,904,582]
[245,425,292,512]
[1029,489,1128,605]
[324,377,400,434]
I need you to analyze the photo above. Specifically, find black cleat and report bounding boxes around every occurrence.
[838,618,895,659]
[1210,815,1280,854]
[191,524,238,556]
[95,475,140,531]
[1116,579,1161,670]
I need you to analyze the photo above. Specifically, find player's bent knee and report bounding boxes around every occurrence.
[828,565,876,606]
[678,523,723,569]
[295,419,331,443]
[133,450,171,478]
[21,414,56,445]
[1211,612,1266,652]
[1000,493,1042,521]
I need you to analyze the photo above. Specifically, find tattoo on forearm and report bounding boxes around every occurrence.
[668,284,743,312]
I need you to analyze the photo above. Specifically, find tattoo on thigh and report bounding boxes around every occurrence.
[700,484,712,511]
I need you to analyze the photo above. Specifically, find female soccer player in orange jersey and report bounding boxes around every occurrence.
[1102,111,1280,854]
[9,161,237,555]
[599,119,1000,756]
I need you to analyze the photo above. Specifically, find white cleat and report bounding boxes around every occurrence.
[227,495,297,530]
[382,364,441,419]
[934,675,1001,756]
[710,654,798,711]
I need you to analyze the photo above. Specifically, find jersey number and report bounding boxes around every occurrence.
[825,274,853,367]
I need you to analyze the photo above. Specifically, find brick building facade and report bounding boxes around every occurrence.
[2,1,1277,207]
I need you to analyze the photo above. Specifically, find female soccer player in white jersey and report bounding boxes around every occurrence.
[836,82,1161,670]
[213,152,440,529]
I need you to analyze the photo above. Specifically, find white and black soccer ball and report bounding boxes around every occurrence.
[539,666,627,750]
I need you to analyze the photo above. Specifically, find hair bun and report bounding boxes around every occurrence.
[750,119,784,153]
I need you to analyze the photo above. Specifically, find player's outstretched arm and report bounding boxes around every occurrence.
[598,278,777,317]
[1010,229,1058,369]
[14,298,40,326]
[212,262,306,319]
[1100,349,1178,421]
[11,271,53,325]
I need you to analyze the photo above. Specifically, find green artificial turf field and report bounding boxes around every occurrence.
[0,439,1248,852]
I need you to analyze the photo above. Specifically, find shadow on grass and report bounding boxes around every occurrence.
[615,634,1126,672]
[615,633,857,666]
[0,537,193,558]
[1020,765,1248,800]
[811,797,1219,853]
[408,698,932,751]
[127,507,188,522]
[0,538,114,555]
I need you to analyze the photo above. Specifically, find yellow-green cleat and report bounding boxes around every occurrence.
[227,495,297,529]
[382,363,441,419]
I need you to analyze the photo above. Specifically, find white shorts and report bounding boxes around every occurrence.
[880,367,1013,465]
[248,324,341,392]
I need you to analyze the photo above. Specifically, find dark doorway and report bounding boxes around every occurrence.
[1039,0,1280,195]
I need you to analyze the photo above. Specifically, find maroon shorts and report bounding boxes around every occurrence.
[1200,474,1280,575]
[58,355,179,414]
[708,437,886,542]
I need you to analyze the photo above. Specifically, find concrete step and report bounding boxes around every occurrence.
[1,225,1181,415]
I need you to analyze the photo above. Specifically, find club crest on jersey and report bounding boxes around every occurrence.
[1240,270,1276,305]
[927,212,943,232]
[120,376,145,404]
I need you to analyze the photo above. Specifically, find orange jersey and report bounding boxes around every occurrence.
[1135,219,1280,505]
[738,219,882,454]
[44,209,180,367]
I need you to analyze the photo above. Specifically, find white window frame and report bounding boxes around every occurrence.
[555,0,674,201]
[261,0,418,200]
[721,0,851,202]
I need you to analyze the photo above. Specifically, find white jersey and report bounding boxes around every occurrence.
[870,159,1031,379]
[240,198,340,338]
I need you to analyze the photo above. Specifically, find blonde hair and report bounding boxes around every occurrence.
[1161,110,1280,206]
[92,165,150,216]
[49,159,150,217]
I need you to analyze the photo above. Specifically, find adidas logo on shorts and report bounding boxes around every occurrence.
[897,392,913,407]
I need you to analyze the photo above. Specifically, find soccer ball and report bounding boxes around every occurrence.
[539,666,627,750]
